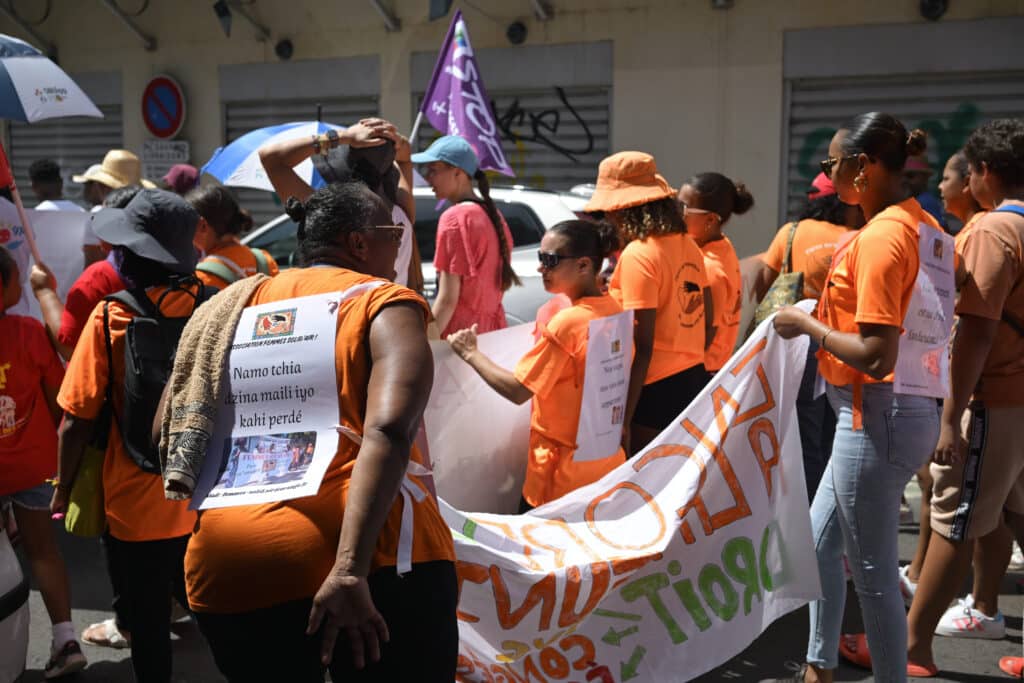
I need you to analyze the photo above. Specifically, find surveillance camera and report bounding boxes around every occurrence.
[506,21,527,45]
[275,39,294,61]
[919,0,948,21]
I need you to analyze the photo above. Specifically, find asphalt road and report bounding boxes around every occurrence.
[17,520,1022,682]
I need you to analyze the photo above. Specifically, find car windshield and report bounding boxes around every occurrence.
[247,197,548,267]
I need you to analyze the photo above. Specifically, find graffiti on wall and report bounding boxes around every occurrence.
[493,86,597,163]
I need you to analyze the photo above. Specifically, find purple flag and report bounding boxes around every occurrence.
[420,11,514,177]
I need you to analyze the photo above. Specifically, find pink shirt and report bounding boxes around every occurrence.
[434,202,514,337]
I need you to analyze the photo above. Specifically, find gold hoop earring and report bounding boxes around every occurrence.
[854,172,868,193]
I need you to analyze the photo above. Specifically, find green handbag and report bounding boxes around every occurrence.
[64,303,114,538]
[753,220,805,326]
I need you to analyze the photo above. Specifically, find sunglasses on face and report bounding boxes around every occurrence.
[537,251,577,269]
[361,225,404,244]
[679,203,721,221]
[819,154,858,176]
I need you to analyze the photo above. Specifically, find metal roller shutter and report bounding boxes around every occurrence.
[415,85,610,191]
[224,96,378,226]
[782,71,1024,222]
[7,104,123,207]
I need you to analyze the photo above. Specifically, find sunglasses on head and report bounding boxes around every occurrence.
[819,154,858,176]
[537,251,577,268]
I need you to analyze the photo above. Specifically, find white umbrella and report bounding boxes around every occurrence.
[0,33,103,122]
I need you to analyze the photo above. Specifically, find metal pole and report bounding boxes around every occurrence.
[531,0,552,21]
[98,0,156,51]
[368,0,401,32]
[409,111,425,148]
[228,0,270,41]
[0,6,56,57]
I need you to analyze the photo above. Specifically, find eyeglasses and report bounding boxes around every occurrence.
[361,225,405,244]
[537,251,577,268]
[820,154,858,176]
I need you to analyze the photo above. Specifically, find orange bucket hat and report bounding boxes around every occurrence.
[584,151,676,212]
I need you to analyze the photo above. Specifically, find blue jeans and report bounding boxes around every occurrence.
[806,383,938,681]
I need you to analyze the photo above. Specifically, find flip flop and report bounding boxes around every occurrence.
[838,632,938,678]
[81,618,130,649]
[1000,657,1024,679]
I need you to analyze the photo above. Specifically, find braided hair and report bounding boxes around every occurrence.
[472,170,521,291]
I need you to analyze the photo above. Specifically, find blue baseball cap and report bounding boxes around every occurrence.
[410,135,479,176]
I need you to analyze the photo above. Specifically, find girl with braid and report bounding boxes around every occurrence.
[412,136,520,337]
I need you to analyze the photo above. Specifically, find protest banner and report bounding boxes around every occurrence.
[427,323,534,514]
[413,9,514,177]
[191,287,386,509]
[440,310,821,682]
[894,223,955,398]
[0,199,86,319]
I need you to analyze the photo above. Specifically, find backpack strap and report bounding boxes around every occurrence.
[196,258,240,285]
[994,205,1024,218]
[102,302,114,405]
[781,220,799,274]
[105,288,156,318]
[250,248,270,276]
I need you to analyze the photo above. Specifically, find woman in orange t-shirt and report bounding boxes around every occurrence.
[677,172,754,373]
[184,182,457,682]
[447,220,626,512]
[586,152,711,455]
[773,114,943,681]
[186,185,279,289]
[756,179,865,501]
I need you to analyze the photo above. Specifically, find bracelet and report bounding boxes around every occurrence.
[310,134,322,155]
[821,328,833,352]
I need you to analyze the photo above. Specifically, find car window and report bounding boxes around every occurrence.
[414,198,546,261]
[246,218,299,267]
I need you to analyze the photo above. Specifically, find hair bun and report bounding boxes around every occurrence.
[732,182,755,215]
[906,129,928,157]
[284,196,307,222]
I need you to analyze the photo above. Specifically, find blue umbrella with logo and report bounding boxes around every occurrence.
[0,33,103,122]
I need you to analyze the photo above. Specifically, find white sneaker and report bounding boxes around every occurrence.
[934,596,1006,639]
[1010,541,1024,571]
[898,565,917,608]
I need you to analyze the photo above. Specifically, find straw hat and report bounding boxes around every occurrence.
[584,152,675,213]
[73,149,157,189]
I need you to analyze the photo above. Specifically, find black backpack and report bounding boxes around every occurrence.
[103,281,218,474]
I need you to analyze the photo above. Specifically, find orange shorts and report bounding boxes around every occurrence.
[930,402,1024,541]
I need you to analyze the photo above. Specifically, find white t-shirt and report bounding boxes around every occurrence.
[82,204,103,246]
[36,199,86,212]
[393,204,413,287]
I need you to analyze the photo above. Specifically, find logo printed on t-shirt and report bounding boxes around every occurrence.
[0,362,10,389]
[676,262,705,329]
[0,395,17,435]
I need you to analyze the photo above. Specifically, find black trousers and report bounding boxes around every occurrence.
[103,532,189,683]
[632,363,711,430]
[194,560,459,683]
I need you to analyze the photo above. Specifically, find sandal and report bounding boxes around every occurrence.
[81,618,130,649]
[838,633,938,677]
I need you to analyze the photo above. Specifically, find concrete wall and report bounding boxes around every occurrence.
[3,0,1023,256]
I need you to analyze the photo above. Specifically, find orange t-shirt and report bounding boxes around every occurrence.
[953,211,986,254]
[58,288,199,542]
[761,219,857,300]
[701,237,741,372]
[955,201,1024,405]
[185,267,455,614]
[816,199,941,387]
[195,243,279,291]
[514,295,626,507]
[609,232,708,383]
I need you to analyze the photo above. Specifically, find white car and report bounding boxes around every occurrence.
[0,504,29,683]
[243,185,577,324]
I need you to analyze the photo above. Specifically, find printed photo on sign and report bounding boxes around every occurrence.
[253,308,296,339]
[214,431,317,490]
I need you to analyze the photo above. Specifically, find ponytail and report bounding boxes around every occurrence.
[474,170,521,291]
